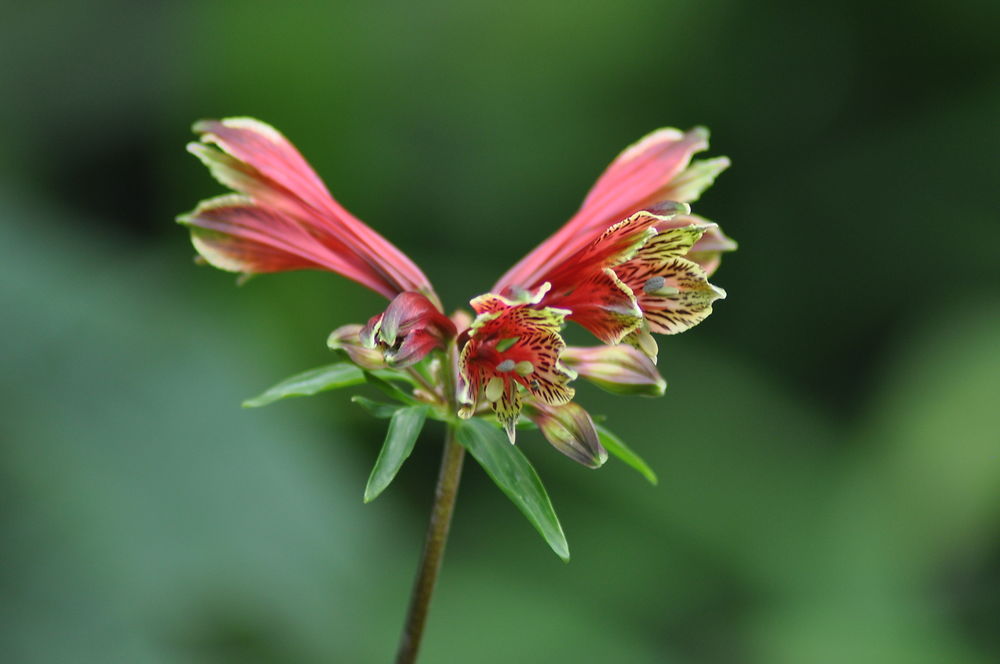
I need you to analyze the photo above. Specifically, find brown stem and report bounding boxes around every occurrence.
[394,424,465,664]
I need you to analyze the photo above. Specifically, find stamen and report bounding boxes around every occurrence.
[635,328,659,362]
[496,359,516,372]
[514,361,534,376]
[643,276,679,297]
[643,276,665,294]
[485,376,505,402]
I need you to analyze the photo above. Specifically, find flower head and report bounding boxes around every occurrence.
[181,118,733,464]
[457,286,575,441]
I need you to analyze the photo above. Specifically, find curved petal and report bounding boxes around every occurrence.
[495,127,721,291]
[616,255,726,337]
[360,292,457,369]
[553,268,643,345]
[181,117,439,306]
[179,194,398,297]
[654,213,737,277]
[538,211,667,293]
[458,302,575,441]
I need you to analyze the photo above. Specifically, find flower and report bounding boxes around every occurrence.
[456,285,576,441]
[493,127,732,292]
[180,118,733,466]
[360,292,457,369]
[178,117,441,308]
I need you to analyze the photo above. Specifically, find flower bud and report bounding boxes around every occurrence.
[525,402,606,468]
[327,324,388,370]
[561,344,666,396]
[360,292,457,369]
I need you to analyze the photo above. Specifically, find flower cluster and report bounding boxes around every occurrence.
[179,118,734,469]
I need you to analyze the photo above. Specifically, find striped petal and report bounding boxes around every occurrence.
[654,213,737,277]
[554,268,643,345]
[616,254,726,337]
[538,211,669,293]
[458,301,575,442]
[495,127,722,292]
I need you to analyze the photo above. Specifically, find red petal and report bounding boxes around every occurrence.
[186,118,438,304]
[494,128,709,292]
[180,195,398,297]
[551,268,643,345]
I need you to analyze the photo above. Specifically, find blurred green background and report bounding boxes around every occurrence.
[2,1,998,662]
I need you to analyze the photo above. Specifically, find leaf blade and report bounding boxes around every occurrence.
[351,395,403,419]
[364,405,429,502]
[363,370,421,406]
[596,425,658,485]
[455,418,569,561]
[242,363,365,408]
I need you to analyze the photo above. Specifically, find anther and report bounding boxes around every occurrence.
[496,359,516,372]
[485,376,505,402]
[643,276,665,294]
[635,328,659,362]
[514,361,534,376]
[643,276,679,297]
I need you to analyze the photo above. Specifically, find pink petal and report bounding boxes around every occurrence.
[179,195,398,298]
[494,127,712,292]
[186,118,438,305]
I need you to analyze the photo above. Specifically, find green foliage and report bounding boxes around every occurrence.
[363,405,429,503]
[455,419,569,561]
[595,424,658,485]
[350,395,403,419]
[362,370,422,406]
[242,363,365,407]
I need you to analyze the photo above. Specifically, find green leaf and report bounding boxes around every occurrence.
[363,371,421,406]
[364,405,429,503]
[596,425,658,485]
[242,363,365,408]
[351,395,403,419]
[455,418,569,561]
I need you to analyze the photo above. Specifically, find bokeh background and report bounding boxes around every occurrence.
[2,1,998,662]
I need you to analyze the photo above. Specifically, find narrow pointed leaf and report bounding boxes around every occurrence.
[596,425,658,485]
[363,370,422,405]
[351,396,403,419]
[455,418,569,561]
[242,363,364,408]
[364,405,429,503]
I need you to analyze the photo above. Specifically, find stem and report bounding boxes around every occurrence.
[394,424,465,664]
[406,367,439,401]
